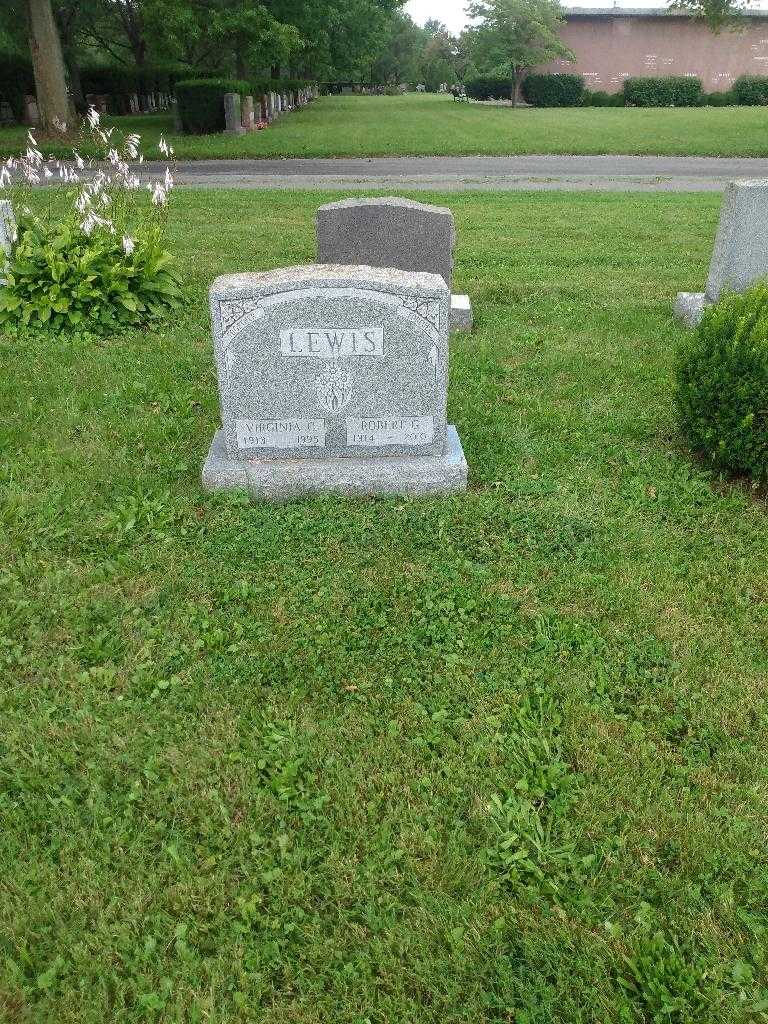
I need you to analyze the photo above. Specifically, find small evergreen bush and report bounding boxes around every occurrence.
[175,78,250,135]
[732,75,768,105]
[464,75,514,100]
[521,73,584,107]
[703,90,735,107]
[676,284,768,481]
[583,90,624,107]
[624,76,703,107]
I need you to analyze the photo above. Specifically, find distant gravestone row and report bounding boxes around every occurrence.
[223,86,317,135]
[202,197,471,501]
[674,180,768,327]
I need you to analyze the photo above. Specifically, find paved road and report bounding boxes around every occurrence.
[141,154,768,191]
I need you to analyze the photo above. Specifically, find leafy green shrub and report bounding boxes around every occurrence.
[676,284,768,481]
[624,76,703,107]
[522,73,584,107]
[732,75,768,105]
[0,219,182,333]
[464,75,514,100]
[703,90,736,107]
[1,114,181,336]
[175,78,250,135]
[583,90,624,107]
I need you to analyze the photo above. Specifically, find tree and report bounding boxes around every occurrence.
[419,25,458,90]
[371,12,427,85]
[142,0,301,77]
[670,0,752,33]
[464,0,573,105]
[25,0,70,130]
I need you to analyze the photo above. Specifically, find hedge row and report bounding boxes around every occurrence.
[623,75,703,106]
[464,75,514,101]
[521,73,584,107]
[582,90,624,107]
[175,79,251,134]
[732,75,768,105]
[464,71,751,107]
[176,77,317,135]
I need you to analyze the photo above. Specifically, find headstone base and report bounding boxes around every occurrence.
[225,127,247,136]
[202,425,468,500]
[451,294,473,332]
[673,291,709,329]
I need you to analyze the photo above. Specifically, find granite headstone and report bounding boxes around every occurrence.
[316,197,473,333]
[675,179,768,327]
[202,263,467,499]
[241,95,255,131]
[223,93,245,135]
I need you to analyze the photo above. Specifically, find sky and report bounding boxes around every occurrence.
[404,0,768,35]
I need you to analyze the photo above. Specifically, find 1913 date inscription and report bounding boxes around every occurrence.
[236,418,326,450]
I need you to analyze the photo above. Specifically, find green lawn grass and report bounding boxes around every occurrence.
[3,188,768,1022]
[2,93,768,159]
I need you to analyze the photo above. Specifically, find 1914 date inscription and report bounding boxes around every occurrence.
[346,416,434,447]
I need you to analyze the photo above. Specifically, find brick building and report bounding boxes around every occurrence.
[539,7,768,93]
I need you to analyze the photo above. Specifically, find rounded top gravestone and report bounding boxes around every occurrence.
[202,263,467,499]
[316,197,456,290]
[209,263,451,461]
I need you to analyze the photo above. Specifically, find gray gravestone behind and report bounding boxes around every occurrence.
[202,264,467,499]
[223,93,245,135]
[241,95,255,131]
[675,179,768,327]
[317,197,455,288]
[706,180,768,301]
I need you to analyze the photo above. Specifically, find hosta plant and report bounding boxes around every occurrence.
[0,109,182,335]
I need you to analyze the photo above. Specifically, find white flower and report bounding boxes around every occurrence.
[86,106,100,128]
[80,211,112,235]
[158,136,169,156]
[43,166,52,178]
[74,152,85,170]
[122,234,135,255]
[151,182,167,206]
[0,166,10,188]
[125,133,140,160]
[164,167,174,191]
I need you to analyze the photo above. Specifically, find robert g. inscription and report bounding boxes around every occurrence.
[347,416,434,447]
[280,327,384,358]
